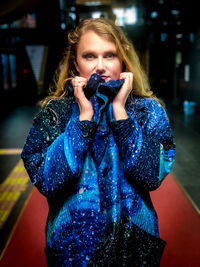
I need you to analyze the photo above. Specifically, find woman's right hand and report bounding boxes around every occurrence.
[72,76,94,121]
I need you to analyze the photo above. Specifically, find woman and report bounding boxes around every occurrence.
[22,18,176,266]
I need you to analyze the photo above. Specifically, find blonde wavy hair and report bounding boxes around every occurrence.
[43,18,160,105]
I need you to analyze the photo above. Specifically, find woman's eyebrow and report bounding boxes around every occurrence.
[81,49,117,55]
[103,50,117,54]
[81,50,96,56]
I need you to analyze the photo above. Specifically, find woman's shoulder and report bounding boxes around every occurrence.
[127,95,164,112]
[126,96,167,124]
[33,96,75,128]
[43,96,75,111]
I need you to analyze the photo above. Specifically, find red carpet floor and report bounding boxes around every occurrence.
[0,174,200,267]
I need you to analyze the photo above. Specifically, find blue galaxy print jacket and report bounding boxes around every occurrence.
[22,76,176,266]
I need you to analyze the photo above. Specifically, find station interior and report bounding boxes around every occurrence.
[0,0,200,266]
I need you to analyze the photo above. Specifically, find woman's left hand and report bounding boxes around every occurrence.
[112,72,133,120]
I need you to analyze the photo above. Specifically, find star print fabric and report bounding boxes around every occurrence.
[21,78,175,266]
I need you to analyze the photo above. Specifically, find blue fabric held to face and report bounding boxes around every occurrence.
[69,73,124,103]
[69,73,124,125]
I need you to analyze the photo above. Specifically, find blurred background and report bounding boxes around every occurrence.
[0,0,200,266]
[0,0,200,109]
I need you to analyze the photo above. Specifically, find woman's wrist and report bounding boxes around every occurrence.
[112,103,128,121]
[79,110,94,121]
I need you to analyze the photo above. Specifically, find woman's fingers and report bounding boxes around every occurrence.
[113,72,133,107]
[72,76,87,98]
[120,72,133,94]
[72,76,94,121]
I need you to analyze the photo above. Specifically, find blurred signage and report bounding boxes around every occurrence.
[77,0,110,5]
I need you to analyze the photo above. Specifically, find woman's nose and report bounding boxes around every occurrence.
[96,57,105,74]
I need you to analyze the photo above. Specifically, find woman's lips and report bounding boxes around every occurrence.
[101,76,110,81]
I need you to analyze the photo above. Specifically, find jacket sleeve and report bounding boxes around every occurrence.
[21,103,96,198]
[110,99,176,191]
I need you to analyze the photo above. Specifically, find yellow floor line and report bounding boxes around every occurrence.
[0,156,33,260]
[0,159,29,229]
[0,186,33,261]
[0,149,22,155]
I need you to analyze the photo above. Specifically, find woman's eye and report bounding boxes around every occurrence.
[83,54,95,60]
[106,53,116,59]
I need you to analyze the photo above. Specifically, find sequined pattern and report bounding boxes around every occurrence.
[21,83,175,266]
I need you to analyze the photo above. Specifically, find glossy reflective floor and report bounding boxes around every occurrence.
[167,104,200,213]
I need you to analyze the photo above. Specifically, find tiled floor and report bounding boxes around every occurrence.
[0,99,199,255]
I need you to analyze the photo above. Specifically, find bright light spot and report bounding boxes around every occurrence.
[0,24,9,29]
[125,6,137,25]
[113,6,137,26]
[69,12,76,21]
[176,33,183,39]
[92,12,102,18]
[151,11,158,19]
[61,22,66,29]
[171,10,179,15]
[85,1,101,6]
[161,33,168,42]
[113,8,125,26]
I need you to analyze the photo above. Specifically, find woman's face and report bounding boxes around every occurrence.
[74,30,122,82]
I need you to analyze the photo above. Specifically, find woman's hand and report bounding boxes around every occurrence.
[112,72,133,120]
[72,76,94,121]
